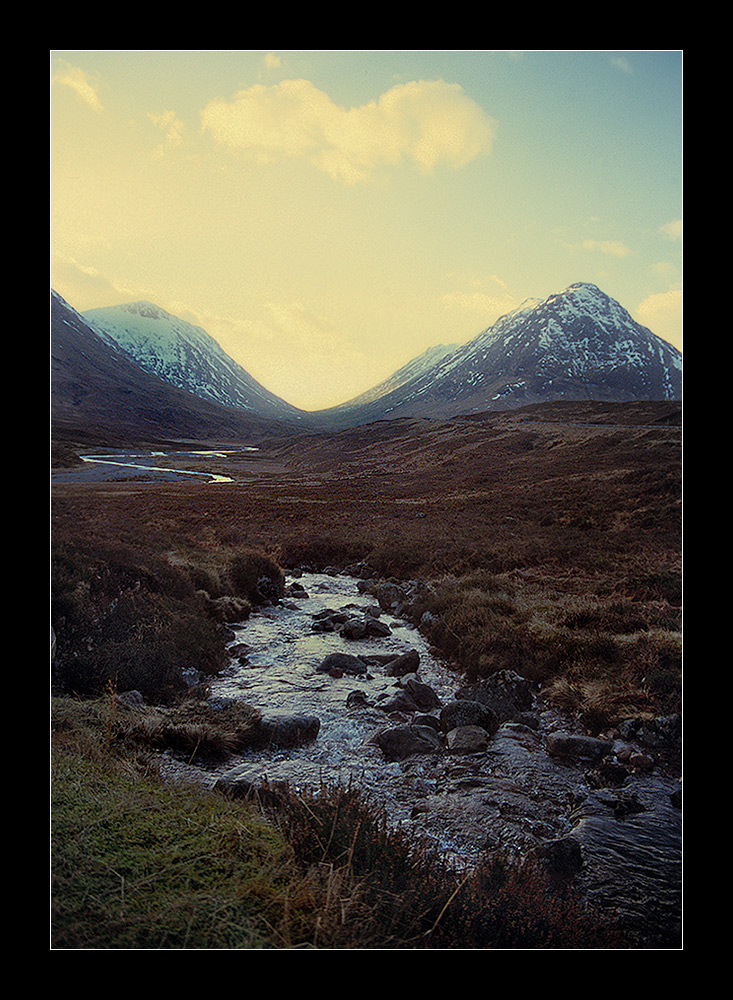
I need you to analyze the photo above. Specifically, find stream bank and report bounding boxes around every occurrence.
[162,568,681,948]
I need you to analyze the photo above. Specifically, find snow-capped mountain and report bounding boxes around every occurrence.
[317,282,682,423]
[84,300,307,423]
[321,342,458,417]
[51,291,294,444]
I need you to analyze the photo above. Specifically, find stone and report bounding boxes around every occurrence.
[439,699,499,736]
[545,732,613,761]
[402,677,441,711]
[536,837,584,879]
[384,649,420,677]
[341,618,368,640]
[257,714,320,748]
[455,669,534,722]
[316,652,368,676]
[376,724,443,762]
[445,725,491,754]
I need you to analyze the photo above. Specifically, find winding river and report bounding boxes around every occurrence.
[52,448,257,484]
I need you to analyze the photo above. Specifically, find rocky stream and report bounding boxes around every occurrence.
[162,568,682,949]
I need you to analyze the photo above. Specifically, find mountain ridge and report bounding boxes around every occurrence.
[51,290,294,447]
[84,299,309,424]
[52,281,681,445]
[309,282,681,426]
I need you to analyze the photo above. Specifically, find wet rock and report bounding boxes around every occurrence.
[545,732,613,761]
[617,714,681,750]
[257,713,321,748]
[341,618,368,640]
[385,649,421,677]
[536,836,584,879]
[446,725,491,754]
[629,752,655,771]
[402,677,441,711]
[380,689,423,714]
[375,724,443,762]
[586,758,632,788]
[455,670,534,722]
[440,699,499,736]
[364,618,392,638]
[346,689,370,708]
[598,791,647,819]
[316,652,368,676]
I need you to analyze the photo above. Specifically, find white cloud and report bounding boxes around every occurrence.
[148,109,185,157]
[582,238,634,258]
[200,78,495,183]
[660,219,682,241]
[52,61,103,112]
[440,274,520,328]
[635,288,682,351]
[610,56,633,75]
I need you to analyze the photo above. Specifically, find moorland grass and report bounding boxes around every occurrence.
[51,405,680,947]
[51,696,624,949]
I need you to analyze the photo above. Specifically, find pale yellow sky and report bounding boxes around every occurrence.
[51,50,682,409]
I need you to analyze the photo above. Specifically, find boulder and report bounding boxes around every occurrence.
[402,677,441,711]
[439,699,499,736]
[455,670,534,722]
[385,649,420,677]
[376,724,443,762]
[340,618,368,640]
[545,732,613,761]
[445,725,491,754]
[535,837,584,880]
[257,714,320,748]
[316,652,368,676]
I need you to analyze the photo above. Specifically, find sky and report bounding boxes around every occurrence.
[50,50,683,411]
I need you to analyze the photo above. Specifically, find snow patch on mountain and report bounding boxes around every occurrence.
[84,301,306,421]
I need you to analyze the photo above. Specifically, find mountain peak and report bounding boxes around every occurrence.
[118,300,172,321]
[83,300,307,422]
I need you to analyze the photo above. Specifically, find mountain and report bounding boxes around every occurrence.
[313,343,458,425]
[83,300,308,425]
[314,282,682,425]
[53,281,682,447]
[51,291,292,447]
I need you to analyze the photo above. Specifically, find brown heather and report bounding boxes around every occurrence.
[51,400,680,948]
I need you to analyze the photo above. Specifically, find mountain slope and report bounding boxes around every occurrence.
[84,300,308,424]
[51,291,290,446]
[315,282,682,425]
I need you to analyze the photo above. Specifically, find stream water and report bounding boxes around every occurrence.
[177,570,682,948]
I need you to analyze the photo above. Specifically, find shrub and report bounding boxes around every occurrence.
[227,550,285,604]
[52,588,228,703]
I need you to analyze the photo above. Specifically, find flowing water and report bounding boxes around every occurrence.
[189,570,682,947]
[208,572,459,831]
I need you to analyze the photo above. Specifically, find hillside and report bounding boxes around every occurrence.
[311,283,682,426]
[51,292,293,450]
[84,300,309,424]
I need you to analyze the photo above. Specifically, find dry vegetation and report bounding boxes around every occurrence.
[51,401,681,948]
[52,401,681,722]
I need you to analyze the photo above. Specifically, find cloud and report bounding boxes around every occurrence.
[660,219,682,241]
[52,61,103,112]
[635,287,682,351]
[610,56,633,75]
[581,238,634,258]
[200,78,495,183]
[148,109,185,157]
